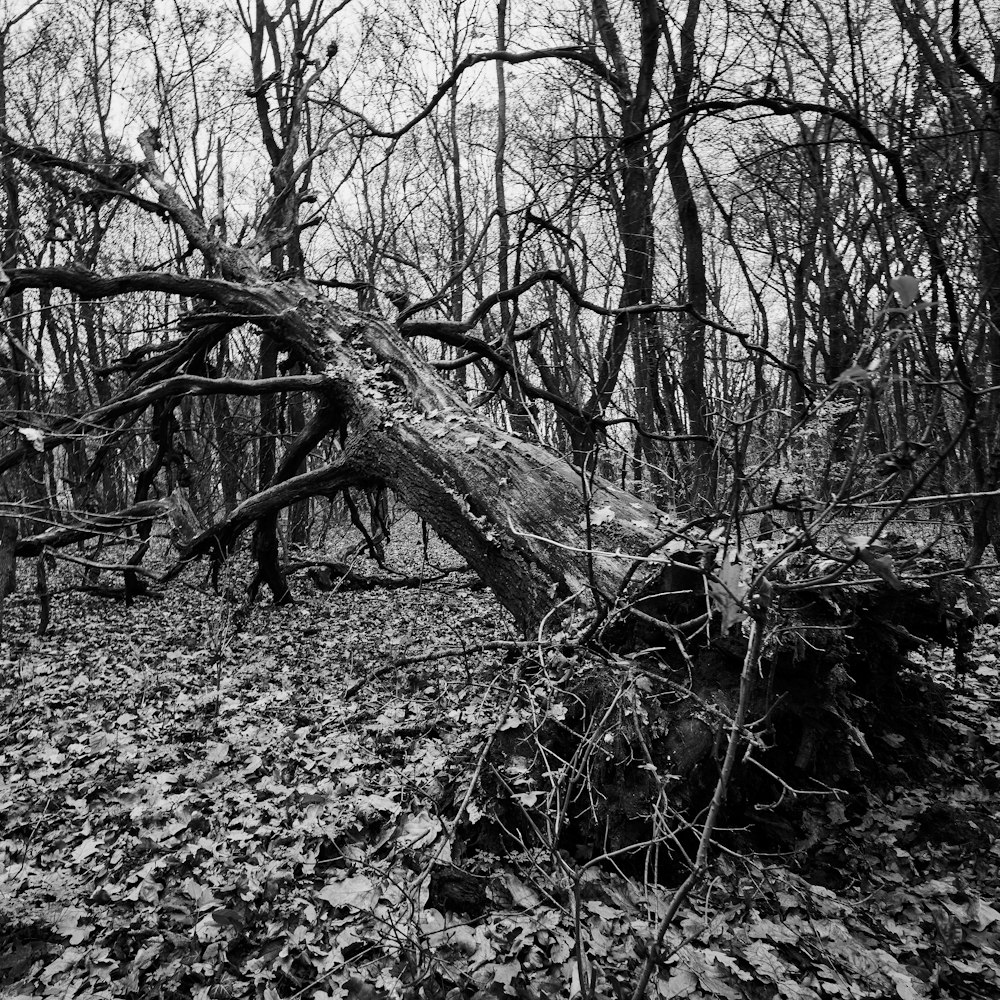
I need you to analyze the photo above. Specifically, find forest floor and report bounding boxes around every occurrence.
[2,517,1000,1000]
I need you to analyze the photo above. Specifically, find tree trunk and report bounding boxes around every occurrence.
[2,259,980,856]
[286,360,310,547]
[251,337,292,603]
[132,276,665,629]
[665,0,714,506]
[0,514,16,599]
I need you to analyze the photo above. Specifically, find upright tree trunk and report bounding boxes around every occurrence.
[0,30,26,418]
[448,36,467,391]
[286,363,310,547]
[212,141,240,517]
[493,0,532,438]
[970,29,1000,560]
[664,0,714,506]
[0,27,48,537]
[570,0,660,475]
[0,515,16,600]
[252,336,292,603]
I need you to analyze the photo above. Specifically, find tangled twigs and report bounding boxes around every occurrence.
[630,611,768,1000]
[343,640,529,697]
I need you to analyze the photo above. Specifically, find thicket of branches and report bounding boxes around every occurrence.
[0,0,996,585]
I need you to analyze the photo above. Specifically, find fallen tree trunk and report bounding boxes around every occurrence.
[1,139,982,857]
[0,134,735,639]
[229,285,684,632]
[6,266,674,632]
[7,266,978,751]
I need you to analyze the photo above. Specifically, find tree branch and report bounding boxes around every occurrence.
[6,265,247,303]
[176,456,373,564]
[332,47,624,141]
[13,499,176,555]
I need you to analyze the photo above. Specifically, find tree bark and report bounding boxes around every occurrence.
[3,260,669,627]
[272,286,668,630]
[664,0,714,505]
[0,514,16,598]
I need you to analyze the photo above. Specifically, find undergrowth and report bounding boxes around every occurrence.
[1,548,998,999]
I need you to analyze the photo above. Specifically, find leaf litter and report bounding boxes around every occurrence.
[1,527,999,999]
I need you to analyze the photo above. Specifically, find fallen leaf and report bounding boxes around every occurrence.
[316,874,378,910]
[72,837,100,863]
[585,505,616,528]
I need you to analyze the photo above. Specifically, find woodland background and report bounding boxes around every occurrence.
[1,0,1000,998]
